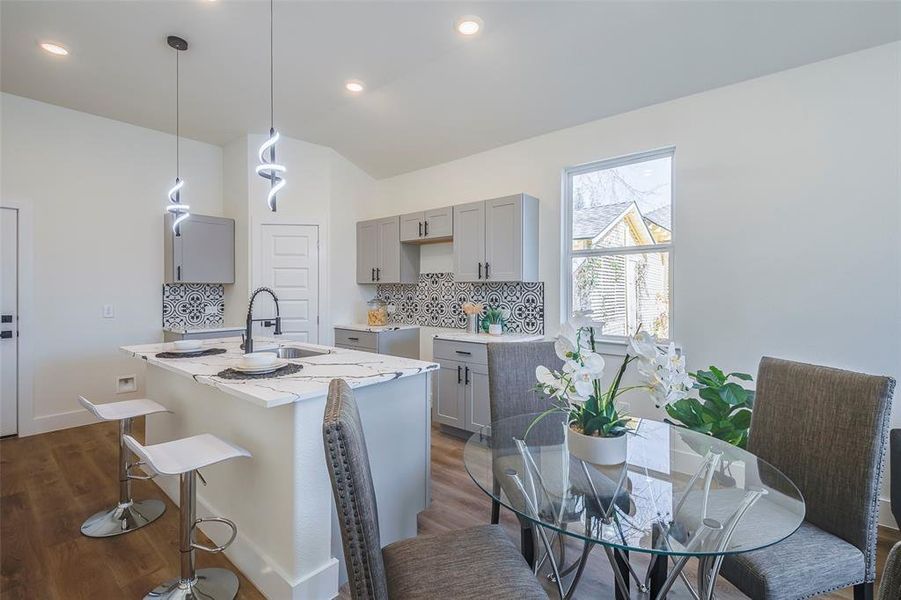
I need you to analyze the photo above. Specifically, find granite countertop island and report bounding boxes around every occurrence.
[123,336,436,599]
[122,336,438,409]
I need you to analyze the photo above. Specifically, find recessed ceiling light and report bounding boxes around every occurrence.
[39,42,69,56]
[455,15,483,36]
[345,80,365,94]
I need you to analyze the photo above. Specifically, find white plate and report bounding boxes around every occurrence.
[231,359,288,374]
[167,346,206,354]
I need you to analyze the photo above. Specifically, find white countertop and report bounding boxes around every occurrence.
[163,325,245,334]
[122,337,438,409]
[333,323,420,333]
[432,331,545,344]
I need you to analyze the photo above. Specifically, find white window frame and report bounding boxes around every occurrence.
[561,146,676,344]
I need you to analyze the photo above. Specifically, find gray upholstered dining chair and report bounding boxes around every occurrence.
[720,357,895,600]
[878,542,901,600]
[322,379,548,600]
[486,342,562,564]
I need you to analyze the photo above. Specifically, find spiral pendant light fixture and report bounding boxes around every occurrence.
[166,35,190,235]
[255,0,285,212]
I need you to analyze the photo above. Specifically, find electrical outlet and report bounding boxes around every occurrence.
[117,375,137,394]
[102,304,115,319]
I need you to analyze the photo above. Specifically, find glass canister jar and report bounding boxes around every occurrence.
[367,297,388,326]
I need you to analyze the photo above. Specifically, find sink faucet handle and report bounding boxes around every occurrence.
[274,317,282,336]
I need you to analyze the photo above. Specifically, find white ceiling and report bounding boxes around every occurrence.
[3,1,900,178]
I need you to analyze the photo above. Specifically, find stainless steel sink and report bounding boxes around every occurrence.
[265,346,328,359]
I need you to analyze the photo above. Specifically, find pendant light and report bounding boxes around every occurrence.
[166,35,190,235]
[256,0,285,212]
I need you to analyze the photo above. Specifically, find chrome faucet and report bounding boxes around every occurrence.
[244,287,282,353]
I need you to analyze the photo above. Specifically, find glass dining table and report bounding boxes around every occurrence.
[462,412,806,600]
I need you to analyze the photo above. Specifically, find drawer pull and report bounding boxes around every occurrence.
[455,350,472,356]
[348,337,360,341]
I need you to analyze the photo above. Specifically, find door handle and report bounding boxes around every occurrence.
[457,365,462,384]
[485,262,490,279]
[478,263,482,279]
[464,366,470,385]
[424,221,429,236]
[419,222,423,237]
[0,331,12,339]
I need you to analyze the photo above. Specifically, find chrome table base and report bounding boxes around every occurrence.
[81,499,166,538]
[146,568,239,600]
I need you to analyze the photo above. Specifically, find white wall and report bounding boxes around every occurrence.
[354,43,901,520]
[1,93,223,434]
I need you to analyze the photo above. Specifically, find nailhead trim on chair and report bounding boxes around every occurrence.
[864,378,896,580]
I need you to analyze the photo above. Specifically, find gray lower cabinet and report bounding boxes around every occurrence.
[164,213,235,284]
[433,339,491,433]
[334,327,419,359]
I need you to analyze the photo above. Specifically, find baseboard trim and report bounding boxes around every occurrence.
[26,408,98,436]
[154,475,339,599]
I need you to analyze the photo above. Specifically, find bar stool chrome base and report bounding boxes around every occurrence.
[146,568,239,600]
[81,499,166,538]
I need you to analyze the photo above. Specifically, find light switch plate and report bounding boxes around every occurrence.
[102,304,115,319]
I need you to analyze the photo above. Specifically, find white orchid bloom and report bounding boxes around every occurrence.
[535,365,568,398]
[581,352,606,377]
[562,359,579,374]
[555,336,576,361]
[571,367,596,399]
[629,331,658,362]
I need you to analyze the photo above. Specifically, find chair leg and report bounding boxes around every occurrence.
[521,526,535,568]
[614,550,630,600]
[491,478,500,524]
[854,582,874,600]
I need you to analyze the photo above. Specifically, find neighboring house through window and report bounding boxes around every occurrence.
[563,147,674,340]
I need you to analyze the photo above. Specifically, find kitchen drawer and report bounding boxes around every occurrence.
[334,329,378,351]
[433,339,487,365]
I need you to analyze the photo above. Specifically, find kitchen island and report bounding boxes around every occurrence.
[122,337,438,600]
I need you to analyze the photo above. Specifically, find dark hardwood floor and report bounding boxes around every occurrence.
[2,421,898,599]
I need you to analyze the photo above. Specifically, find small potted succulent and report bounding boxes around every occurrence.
[481,306,510,336]
[531,313,690,465]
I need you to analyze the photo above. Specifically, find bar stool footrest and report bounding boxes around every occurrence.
[190,517,238,553]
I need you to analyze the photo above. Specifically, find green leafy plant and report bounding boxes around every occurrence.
[664,366,754,449]
[480,307,510,332]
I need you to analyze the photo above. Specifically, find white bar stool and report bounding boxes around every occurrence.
[123,433,251,600]
[78,395,171,537]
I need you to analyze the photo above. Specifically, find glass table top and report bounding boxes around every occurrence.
[463,413,805,557]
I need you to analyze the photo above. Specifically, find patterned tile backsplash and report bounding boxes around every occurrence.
[162,283,225,328]
[376,273,544,335]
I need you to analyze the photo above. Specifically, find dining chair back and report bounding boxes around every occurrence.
[721,356,895,599]
[323,379,390,600]
[487,341,562,424]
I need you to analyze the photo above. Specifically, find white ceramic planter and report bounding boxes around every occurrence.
[488,324,503,336]
[567,427,628,465]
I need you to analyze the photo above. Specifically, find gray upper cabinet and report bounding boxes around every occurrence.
[453,194,538,282]
[164,213,235,284]
[356,216,419,284]
[400,206,454,243]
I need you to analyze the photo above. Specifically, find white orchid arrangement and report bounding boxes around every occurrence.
[530,312,691,439]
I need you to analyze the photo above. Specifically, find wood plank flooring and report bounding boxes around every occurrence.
[2,421,898,599]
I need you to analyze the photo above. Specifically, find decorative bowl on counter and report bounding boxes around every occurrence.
[241,352,278,370]
[173,340,203,352]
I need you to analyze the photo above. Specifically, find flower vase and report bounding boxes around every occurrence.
[488,323,502,336]
[467,314,479,334]
[567,427,628,465]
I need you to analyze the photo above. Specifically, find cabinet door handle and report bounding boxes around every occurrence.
[457,365,462,384]
[376,268,380,281]
[464,366,470,385]
[371,268,375,281]
[177,265,182,281]
[485,262,490,279]
[424,221,429,236]
[419,222,423,237]
[478,263,482,279]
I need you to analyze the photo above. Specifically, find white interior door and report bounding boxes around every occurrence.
[259,224,319,343]
[1,208,18,436]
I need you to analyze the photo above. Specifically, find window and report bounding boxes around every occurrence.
[563,147,673,340]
